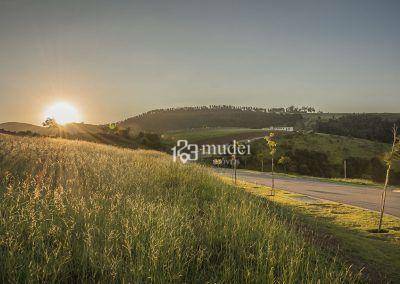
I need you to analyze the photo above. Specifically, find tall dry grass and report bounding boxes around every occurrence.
[0,134,360,283]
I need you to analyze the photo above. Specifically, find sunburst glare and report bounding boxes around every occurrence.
[44,102,81,125]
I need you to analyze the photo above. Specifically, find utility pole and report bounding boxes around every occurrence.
[271,156,275,195]
[344,159,347,179]
[232,140,238,185]
[265,133,277,196]
[232,154,237,185]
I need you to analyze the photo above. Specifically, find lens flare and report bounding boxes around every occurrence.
[44,102,81,125]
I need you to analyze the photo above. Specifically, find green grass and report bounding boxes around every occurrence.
[164,127,266,143]
[164,124,394,178]
[0,134,361,283]
[277,132,389,165]
[282,132,400,176]
[227,178,400,283]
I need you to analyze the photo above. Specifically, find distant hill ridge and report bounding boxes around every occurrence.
[0,122,48,135]
[4,106,400,141]
[0,122,103,136]
[120,105,307,132]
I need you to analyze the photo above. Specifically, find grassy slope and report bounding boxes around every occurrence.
[165,129,389,166]
[0,123,153,149]
[277,132,390,164]
[226,178,400,283]
[246,132,395,185]
[0,134,359,283]
[0,122,50,134]
[120,108,303,132]
[0,122,104,136]
[164,127,267,143]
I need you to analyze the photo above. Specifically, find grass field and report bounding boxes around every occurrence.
[164,127,267,143]
[0,134,361,283]
[276,132,389,165]
[165,129,390,166]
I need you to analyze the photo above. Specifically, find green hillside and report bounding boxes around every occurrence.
[120,107,400,136]
[165,129,389,166]
[244,132,398,183]
[164,127,268,144]
[315,114,400,143]
[4,109,400,144]
[277,132,390,165]
[0,134,360,282]
[163,128,395,181]
[120,106,303,132]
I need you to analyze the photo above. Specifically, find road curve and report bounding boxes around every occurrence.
[215,168,400,218]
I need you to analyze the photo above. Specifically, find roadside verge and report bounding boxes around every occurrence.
[219,175,400,282]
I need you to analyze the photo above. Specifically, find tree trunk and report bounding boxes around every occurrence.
[378,126,397,231]
[378,164,391,231]
[233,158,237,185]
[271,157,275,196]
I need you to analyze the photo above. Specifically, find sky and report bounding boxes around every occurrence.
[0,0,399,124]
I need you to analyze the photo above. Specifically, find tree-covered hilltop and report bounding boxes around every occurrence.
[119,105,309,132]
[316,114,400,143]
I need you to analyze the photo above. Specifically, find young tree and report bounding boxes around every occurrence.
[265,133,277,196]
[42,117,60,137]
[108,123,119,133]
[278,155,292,173]
[232,154,237,184]
[236,141,249,169]
[257,151,265,172]
[378,125,400,232]
[42,117,58,128]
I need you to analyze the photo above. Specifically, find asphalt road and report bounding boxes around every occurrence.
[216,168,400,217]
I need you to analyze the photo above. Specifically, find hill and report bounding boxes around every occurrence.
[0,122,168,151]
[315,113,400,143]
[119,107,400,143]
[0,121,104,136]
[242,132,398,183]
[120,106,304,132]
[0,122,51,135]
[0,134,360,282]
[163,127,269,145]
[277,132,390,165]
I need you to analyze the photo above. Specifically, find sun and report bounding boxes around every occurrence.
[44,102,81,125]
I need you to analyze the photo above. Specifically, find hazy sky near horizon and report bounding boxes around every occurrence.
[1,0,399,124]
